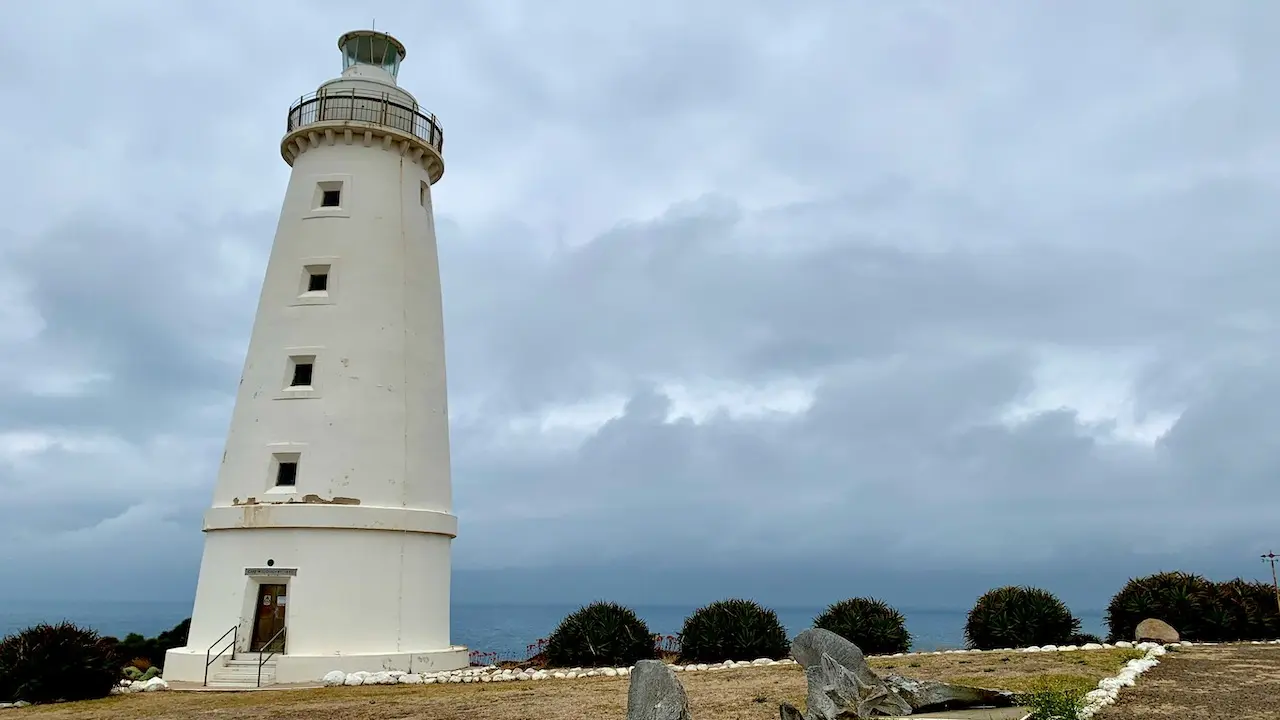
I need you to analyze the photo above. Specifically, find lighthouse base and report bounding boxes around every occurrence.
[163,645,470,686]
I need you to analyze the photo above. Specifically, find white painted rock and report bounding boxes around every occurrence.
[1114,641,1133,648]
[1082,643,1104,651]
[1023,646,1041,652]
[323,671,346,686]
[142,677,169,692]
[401,674,423,684]
[343,673,364,686]
[602,667,618,677]
[752,658,772,666]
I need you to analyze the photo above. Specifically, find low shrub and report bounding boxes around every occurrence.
[544,601,656,668]
[122,666,143,681]
[0,622,120,703]
[1206,578,1280,641]
[964,586,1080,650]
[677,598,790,663]
[106,618,191,671]
[1104,571,1216,642]
[812,597,912,655]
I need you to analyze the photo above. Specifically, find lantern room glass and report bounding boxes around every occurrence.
[341,34,402,79]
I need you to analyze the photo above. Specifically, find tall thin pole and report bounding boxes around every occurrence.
[1263,552,1280,616]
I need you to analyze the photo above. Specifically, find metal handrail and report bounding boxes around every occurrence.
[257,626,287,687]
[203,624,238,687]
[286,88,444,154]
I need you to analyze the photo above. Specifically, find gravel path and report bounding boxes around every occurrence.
[1098,644,1280,720]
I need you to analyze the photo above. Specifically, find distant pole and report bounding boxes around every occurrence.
[1264,552,1280,615]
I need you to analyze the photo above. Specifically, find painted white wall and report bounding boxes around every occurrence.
[165,31,464,684]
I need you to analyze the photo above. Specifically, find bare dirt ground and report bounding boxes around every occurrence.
[18,649,1139,720]
[1096,644,1280,720]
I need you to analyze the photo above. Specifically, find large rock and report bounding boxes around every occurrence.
[787,628,912,718]
[882,674,1015,713]
[1134,618,1179,644]
[627,659,692,720]
[783,628,1015,719]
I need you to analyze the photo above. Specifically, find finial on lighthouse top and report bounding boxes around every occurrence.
[337,30,408,81]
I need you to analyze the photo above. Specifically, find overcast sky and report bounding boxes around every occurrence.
[2,0,1278,612]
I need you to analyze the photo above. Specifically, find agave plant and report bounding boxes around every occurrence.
[1213,578,1280,641]
[544,601,656,668]
[1104,571,1215,642]
[813,597,913,655]
[677,598,790,663]
[964,585,1080,650]
[0,622,121,703]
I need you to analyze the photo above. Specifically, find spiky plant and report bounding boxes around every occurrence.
[1213,578,1280,641]
[1066,632,1102,646]
[1104,571,1215,642]
[677,599,790,663]
[812,597,912,655]
[964,586,1080,650]
[544,601,656,668]
[0,622,120,703]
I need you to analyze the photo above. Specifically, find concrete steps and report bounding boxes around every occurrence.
[206,657,278,688]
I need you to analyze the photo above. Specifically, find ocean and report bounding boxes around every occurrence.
[0,600,1107,659]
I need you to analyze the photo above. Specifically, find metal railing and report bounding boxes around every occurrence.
[258,626,287,687]
[204,624,238,687]
[286,89,444,154]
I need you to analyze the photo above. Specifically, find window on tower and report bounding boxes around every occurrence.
[291,361,314,387]
[321,189,341,207]
[276,460,298,487]
[307,270,329,292]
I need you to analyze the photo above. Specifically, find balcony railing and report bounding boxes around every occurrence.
[286,89,444,154]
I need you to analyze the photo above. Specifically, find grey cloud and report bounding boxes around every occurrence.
[3,0,1280,608]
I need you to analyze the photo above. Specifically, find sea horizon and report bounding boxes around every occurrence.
[0,598,1108,659]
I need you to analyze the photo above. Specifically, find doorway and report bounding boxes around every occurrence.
[250,583,288,652]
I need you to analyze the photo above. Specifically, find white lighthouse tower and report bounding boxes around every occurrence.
[164,29,469,686]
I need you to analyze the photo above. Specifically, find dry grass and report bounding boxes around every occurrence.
[20,650,1143,720]
[1096,644,1280,720]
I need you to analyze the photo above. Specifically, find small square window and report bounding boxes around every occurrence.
[307,271,328,292]
[291,361,313,387]
[321,189,341,207]
[276,461,298,487]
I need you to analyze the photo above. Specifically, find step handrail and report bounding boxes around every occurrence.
[258,626,286,687]
[204,624,238,687]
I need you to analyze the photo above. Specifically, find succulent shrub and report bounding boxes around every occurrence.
[1104,571,1215,642]
[812,597,912,655]
[964,586,1080,650]
[1212,578,1280,641]
[139,666,162,681]
[122,666,143,681]
[677,598,790,663]
[1017,687,1085,720]
[544,601,656,668]
[0,622,120,703]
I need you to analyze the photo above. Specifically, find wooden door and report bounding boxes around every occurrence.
[250,583,288,652]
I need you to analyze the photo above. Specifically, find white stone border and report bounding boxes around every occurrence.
[318,638,1280,689]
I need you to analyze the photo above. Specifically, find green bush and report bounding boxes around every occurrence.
[964,586,1080,650]
[1209,578,1280,641]
[106,618,190,671]
[812,597,912,655]
[121,666,143,681]
[1104,571,1216,642]
[139,666,162,681]
[677,598,790,663]
[0,622,120,703]
[544,601,656,668]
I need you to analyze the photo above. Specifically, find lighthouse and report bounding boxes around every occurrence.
[163,30,468,686]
